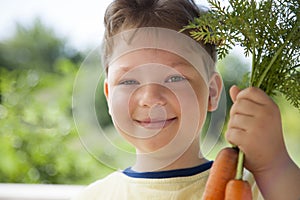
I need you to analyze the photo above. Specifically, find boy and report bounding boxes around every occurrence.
[74,0,300,199]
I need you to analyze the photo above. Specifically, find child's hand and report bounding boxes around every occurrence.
[225,85,300,199]
[225,85,288,174]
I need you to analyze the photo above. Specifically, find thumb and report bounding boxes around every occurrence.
[229,85,241,103]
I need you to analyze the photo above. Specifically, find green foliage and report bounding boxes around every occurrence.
[0,18,82,72]
[0,67,113,184]
[182,0,300,110]
[0,19,114,184]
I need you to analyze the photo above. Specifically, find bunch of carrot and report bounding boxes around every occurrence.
[202,147,252,200]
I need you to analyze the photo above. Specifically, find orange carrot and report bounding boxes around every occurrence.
[224,149,253,200]
[202,147,238,200]
[225,179,253,200]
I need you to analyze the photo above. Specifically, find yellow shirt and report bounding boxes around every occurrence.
[73,169,264,200]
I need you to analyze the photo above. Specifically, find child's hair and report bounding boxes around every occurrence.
[103,0,216,73]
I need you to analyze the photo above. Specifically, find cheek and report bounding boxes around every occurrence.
[189,80,209,112]
[195,88,209,128]
[172,83,208,132]
[109,87,133,130]
[195,90,209,111]
[172,84,207,115]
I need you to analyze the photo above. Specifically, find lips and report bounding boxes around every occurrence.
[134,117,177,129]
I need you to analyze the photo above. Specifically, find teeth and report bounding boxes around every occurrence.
[140,118,172,123]
[135,117,176,129]
[147,120,164,123]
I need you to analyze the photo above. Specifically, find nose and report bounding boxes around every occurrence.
[136,84,167,107]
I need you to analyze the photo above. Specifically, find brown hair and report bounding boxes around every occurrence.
[103,0,216,71]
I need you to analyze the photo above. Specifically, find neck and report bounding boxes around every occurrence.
[132,139,208,172]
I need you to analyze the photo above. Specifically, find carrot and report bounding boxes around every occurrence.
[224,149,253,200]
[225,179,253,200]
[202,147,238,200]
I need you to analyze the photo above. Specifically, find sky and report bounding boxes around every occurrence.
[0,0,113,51]
[0,0,211,52]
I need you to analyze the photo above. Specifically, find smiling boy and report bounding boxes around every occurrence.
[73,0,300,199]
[105,46,221,172]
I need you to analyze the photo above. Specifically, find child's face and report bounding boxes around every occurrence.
[105,49,210,154]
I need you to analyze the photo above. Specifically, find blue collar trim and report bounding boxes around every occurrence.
[123,161,213,179]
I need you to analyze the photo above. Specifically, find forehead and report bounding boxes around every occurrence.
[109,49,191,71]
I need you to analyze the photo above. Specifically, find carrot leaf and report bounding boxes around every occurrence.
[182,0,300,110]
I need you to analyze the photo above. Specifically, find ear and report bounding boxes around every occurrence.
[104,79,109,100]
[104,79,112,115]
[207,72,223,111]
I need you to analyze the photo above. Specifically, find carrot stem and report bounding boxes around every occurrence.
[254,20,299,88]
[235,150,244,180]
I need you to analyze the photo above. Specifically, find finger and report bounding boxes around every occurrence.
[229,85,241,103]
[236,87,273,105]
[230,98,262,117]
[225,128,247,149]
[228,113,254,131]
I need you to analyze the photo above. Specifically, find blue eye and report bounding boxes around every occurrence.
[119,79,139,85]
[165,75,186,83]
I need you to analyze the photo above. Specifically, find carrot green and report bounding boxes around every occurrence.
[182,0,299,108]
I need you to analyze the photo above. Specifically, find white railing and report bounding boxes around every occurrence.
[0,184,84,200]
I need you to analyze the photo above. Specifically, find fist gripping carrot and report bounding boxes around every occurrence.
[225,85,300,200]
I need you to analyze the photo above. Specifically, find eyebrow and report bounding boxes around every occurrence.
[111,63,140,76]
[115,60,191,74]
[170,61,192,71]
[117,65,133,73]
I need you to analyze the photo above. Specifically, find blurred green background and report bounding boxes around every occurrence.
[0,20,299,185]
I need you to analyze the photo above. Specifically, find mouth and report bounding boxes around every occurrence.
[134,117,177,129]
